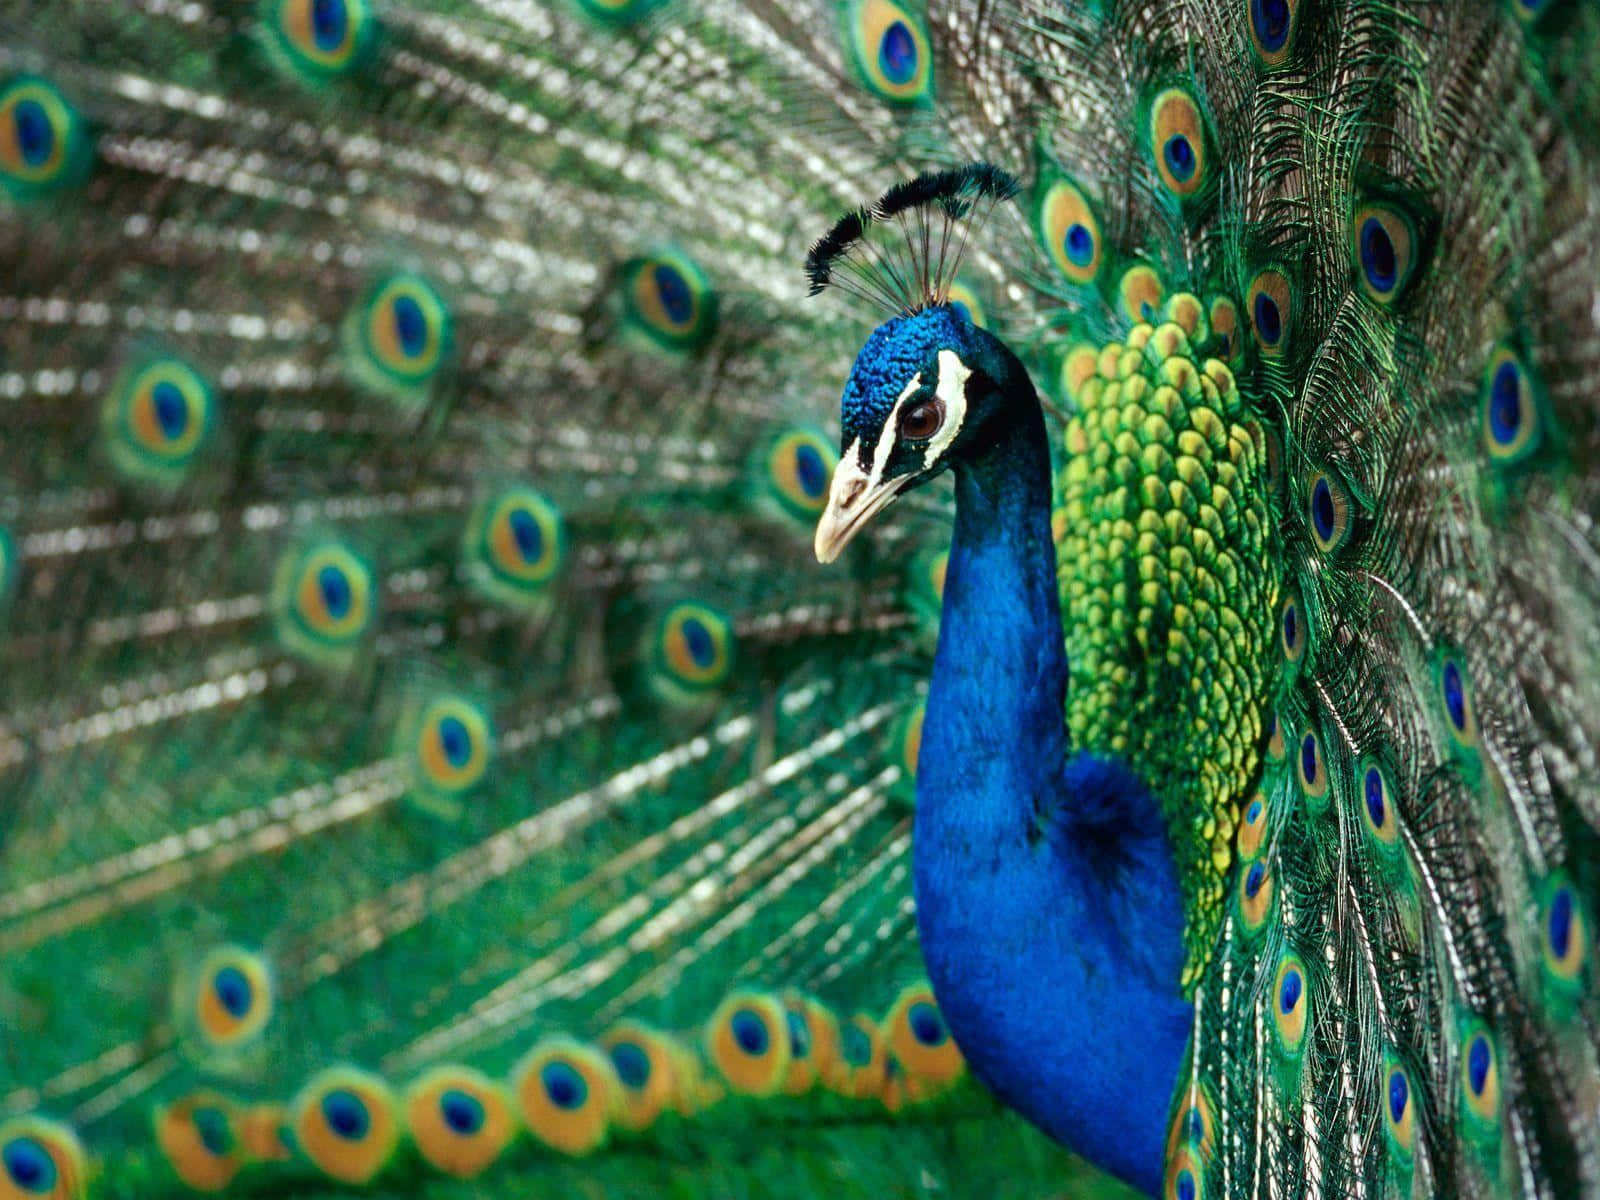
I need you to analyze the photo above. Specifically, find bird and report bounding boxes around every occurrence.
[1,1,1598,1199]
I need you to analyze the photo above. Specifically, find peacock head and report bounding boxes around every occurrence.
[813,304,1024,562]
[804,163,1023,564]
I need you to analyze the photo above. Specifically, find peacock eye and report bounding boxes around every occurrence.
[898,398,943,441]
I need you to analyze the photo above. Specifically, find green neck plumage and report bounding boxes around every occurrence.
[1052,308,1279,987]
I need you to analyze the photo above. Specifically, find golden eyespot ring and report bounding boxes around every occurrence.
[1249,0,1301,65]
[885,982,964,1090]
[414,696,493,794]
[1358,760,1400,847]
[1481,345,1541,463]
[708,991,791,1096]
[1458,1023,1500,1128]
[1164,1081,1217,1164]
[658,602,733,688]
[1038,178,1103,286]
[1383,1058,1416,1156]
[1118,264,1166,326]
[1149,87,1208,198]
[291,1068,400,1186]
[1351,203,1418,306]
[623,253,717,349]
[360,274,450,383]
[767,428,838,519]
[1306,469,1352,553]
[601,1023,681,1132]
[844,0,933,103]
[1163,1145,1206,1200]
[514,1041,616,1156]
[1239,859,1273,933]
[0,1116,87,1200]
[482,488,564,586]
[1540,874,1587,986]
[404,1066,516,1179]
[1435,652,1478,751]
[155,1092,244,1193]
[284,543,374,647]
[1237,792,1269,860]
[1296,727,1328,806]
[0,78,82,190]
[1247,269,1292,356]
[270,0,375,74]
[107,358,213,479]
[193,947,274,1049]
[1279,590,1305,665]
[1272,953,1309,1054]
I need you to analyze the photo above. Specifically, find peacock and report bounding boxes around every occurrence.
[2,0,1598,1197]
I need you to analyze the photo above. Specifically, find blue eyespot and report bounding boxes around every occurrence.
[1245,861,1266,899]
[1058,225,1091,269]
[908,1001,947,1047]
[1251,0,1290,51]
[1388,1069,1408,1124]
[3,1136,55,1191]
[1301,735,1316,784]
[1163,135,1196,183]
[1364,767,1385,828]
[1489,361,1521,446]
[439,1089,484,1135]
[653,264,693,325]
[879,20,918,84]
[1466,1034,1490,1096]
[322,1090,370,1141]
[193,1106,234,1157]
[1311,478,1335,541]
[14,99,51,167]
[214,966,253,1019]
[609,1042,651,1089]
[731,1009,769,1056]
[312,0,348,50]
[509,507,543,562]
[319,564,351,619]
[1550,888,1574,960]
[1176,1169,1196,1200]
[433,716,468,768]
[1442,661,1466,732]
[391,294,427,358]
[795,443,827,499]
[1279,968,1302,1014]
[1351,204,1419,305]
[1254,292,1282,346]
[681,616,715,668]
[1359,217,1397,294]
[540,1061,588,1111]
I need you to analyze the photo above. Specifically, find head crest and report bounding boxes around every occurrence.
[805,163,1019,315]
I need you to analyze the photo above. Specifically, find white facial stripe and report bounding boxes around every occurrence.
[925,350,970,467]
[867,371,924,486]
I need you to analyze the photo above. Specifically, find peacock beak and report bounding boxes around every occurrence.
[814,452,907,564]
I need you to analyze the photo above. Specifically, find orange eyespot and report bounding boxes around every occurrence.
[1037,176,1103,285]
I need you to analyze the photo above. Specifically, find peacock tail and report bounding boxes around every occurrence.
[1,0,1597,1198]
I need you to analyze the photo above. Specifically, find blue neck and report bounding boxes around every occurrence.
[912,383,1191,1195]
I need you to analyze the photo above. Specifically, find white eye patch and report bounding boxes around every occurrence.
[923,350,970,466]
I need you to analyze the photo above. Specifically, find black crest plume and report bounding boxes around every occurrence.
[804,163,1019,315]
